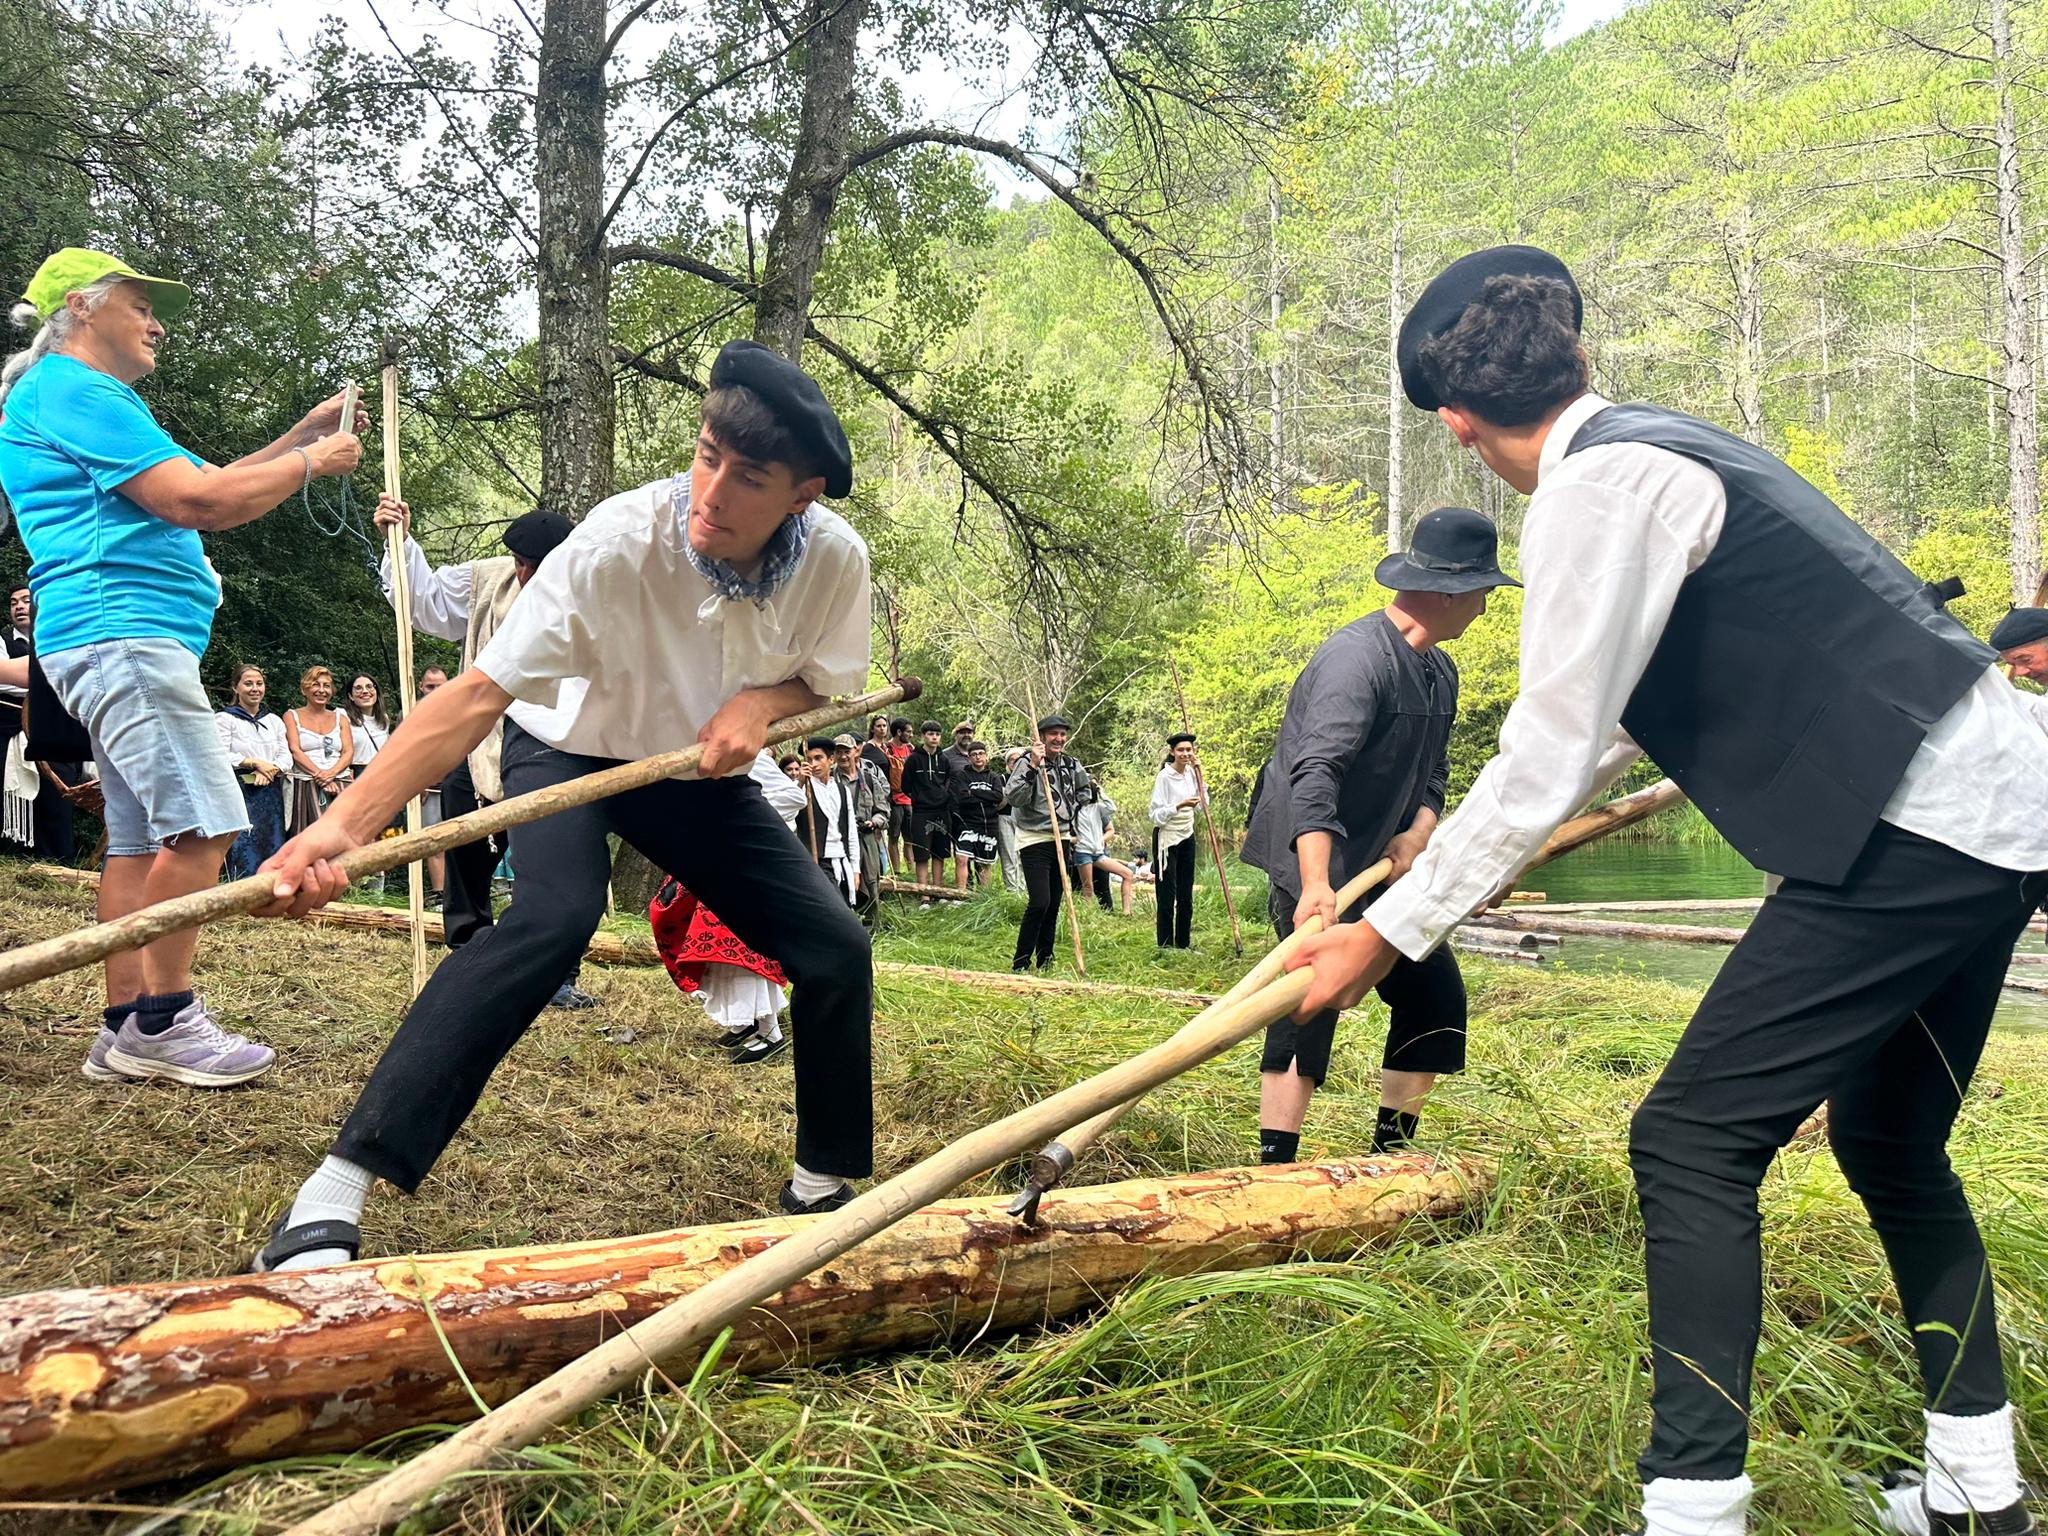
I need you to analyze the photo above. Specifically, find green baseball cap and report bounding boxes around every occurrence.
[22,247,190,322]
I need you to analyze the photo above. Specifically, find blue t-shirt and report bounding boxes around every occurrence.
[0,354,217,657]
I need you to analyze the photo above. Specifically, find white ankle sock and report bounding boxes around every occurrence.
[272,1156,374,1272]
[1926,1403,2022,1517]
[1870,1484,1932,1536]
[788,1163,843,1202]
[758,1014,784,1043]
[1641,1475,1753,1536]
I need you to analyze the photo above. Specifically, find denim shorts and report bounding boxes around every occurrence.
[41,637,250,857]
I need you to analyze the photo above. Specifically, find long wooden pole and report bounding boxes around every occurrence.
[1167,654,1243,956]
[0,680,922,996]
[1023,679,1086,975]
[1007,776,1690,1218]
[280,968,1319,1536]
[378,344,427,996]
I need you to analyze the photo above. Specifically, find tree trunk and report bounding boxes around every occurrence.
[1993,0,2041,600]
[535,0,613,516]
[753,0,873,360]
[1268,179,1286,506]
[0,1157,1489,1499]
[1734,238,1765,447]
[1385,198,1406,551]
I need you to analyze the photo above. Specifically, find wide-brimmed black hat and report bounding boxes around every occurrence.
[1374,506,1520,595]
[1397,245,1582,413]
[1991,606,2048,652]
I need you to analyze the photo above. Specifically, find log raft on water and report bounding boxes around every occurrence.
[0,1154,1488,1499]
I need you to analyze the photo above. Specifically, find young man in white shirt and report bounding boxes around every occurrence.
[1148,733,1205,947]
[253,339,877,1270]
[798,735,859,908]
[1289,246,2048,1536]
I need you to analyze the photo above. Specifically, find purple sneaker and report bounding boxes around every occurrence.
[81,1021,143,1082]
[105,999,275,1087]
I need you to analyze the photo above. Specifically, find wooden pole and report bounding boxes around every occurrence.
[278,965,1319,1536]
[1008,777,1691,1218]
[0,680,922,996]
[1167,654,1242,956]
[378,343,428,997]
[1022,679,1086,975]
[0,1156,1490,1499]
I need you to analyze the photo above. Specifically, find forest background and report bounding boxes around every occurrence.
[2,0,2037,862]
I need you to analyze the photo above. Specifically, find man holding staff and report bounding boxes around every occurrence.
[0,247,362,1087]
[1149,732,1205,947]
[1291,246,2048,1536]
[1005,713,1091,971]
[1246,506,1510,1162]
[253,339,877,1271]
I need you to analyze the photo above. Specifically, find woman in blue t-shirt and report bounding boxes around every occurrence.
[0,247,364,1089]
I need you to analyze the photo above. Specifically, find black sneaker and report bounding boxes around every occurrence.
[778,1179,856,1214]
[729,1033,788,1066]
[549,982,598,1010]
[1933,1503,2038,1535]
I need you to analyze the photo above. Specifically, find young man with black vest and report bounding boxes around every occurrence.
[1290,247,2048,1536]
[1245,506,1512,1163]
[253,340,877,1270]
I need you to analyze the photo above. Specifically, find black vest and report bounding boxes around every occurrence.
[1566,403,1992,885]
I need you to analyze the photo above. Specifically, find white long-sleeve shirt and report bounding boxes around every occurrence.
[215,709,288,773]
[1370,392,2048,960]
[380,536,476,643]
[1150,764,1203,852]
[750,751,807,830]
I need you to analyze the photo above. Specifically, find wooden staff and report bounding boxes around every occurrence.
[1166,654,1242,956]
[1023,678,1086,975]
[279,966,1324,1536]
[1007,775,1689,1220]
[0,680,922,996]
[377,344,428,995]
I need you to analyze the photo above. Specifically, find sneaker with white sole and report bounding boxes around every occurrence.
[81,1021,142,1082]
[105,999,274,1087]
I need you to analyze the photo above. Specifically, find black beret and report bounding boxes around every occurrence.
[1990,607,2048,652]
[1037,714,1073,734]
[1397,245,1583,412]
[503,510,574,562]
[1167,732,1195,748]
[708,339,853,499]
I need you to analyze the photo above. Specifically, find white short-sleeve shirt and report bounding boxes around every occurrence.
[474,475,871,769]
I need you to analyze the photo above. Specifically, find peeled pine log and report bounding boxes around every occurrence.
[0,1154,1488,1499]
[877,877,970,901]
[1472,911,1746,946]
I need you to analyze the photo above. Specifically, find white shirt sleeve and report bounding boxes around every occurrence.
[472,536,610,709]
[750,750,808,820]
[796,533,872,698]
[1149,768,1176,827]
[381,537,473,643]
[1368,446,1723,959]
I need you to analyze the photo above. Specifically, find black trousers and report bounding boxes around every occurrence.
[1156,834,1196,947]
[1014,840,1064,968]
[1630,822,2046,1481]
[438,758,498,949]
[333,724,874,1190]
[33,765,78,865]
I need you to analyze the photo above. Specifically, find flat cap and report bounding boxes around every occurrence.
[709,339,853,498]
[1037,714,1073,734]
[1397,245,1582,412]
[1991,607,2048,652]
[503,509,574,562]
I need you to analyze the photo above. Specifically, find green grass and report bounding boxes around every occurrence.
[2,861,2045,1534]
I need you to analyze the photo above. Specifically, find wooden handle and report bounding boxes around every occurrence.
[0,680,923,996]
[380,360,426,995]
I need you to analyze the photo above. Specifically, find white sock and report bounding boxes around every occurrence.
[758,1014,784,1043]
[1926,1404,2022,1517]
[1640,1475,1753,1536]
[1870,1484,1931,1536]
[271,1155,374,1272]
[788,1162,843,1202]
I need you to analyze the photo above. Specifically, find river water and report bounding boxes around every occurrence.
[1526,839,2048,1031]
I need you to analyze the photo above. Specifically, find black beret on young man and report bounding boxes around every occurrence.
[1394,245,1583,413]
[710,339,854,499]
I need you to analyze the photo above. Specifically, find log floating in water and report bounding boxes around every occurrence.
[0,1155,1488,1499]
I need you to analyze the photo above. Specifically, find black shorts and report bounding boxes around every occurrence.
[906,812,952,861]
[955,826,998,865]
[1259,889,1467,1084]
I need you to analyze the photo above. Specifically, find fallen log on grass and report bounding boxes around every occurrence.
[1472,911,1747,946]
[0,1154,1487,1499]
[876,877,971,901]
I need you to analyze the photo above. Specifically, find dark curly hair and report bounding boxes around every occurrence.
[1416,273,1587,427]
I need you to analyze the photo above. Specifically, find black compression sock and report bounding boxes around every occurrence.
[1372,1106,1419,1153]
[1259,1128,1300,1165]
[133,990,195,1037]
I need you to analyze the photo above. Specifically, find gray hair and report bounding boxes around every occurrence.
[0,273,128,408]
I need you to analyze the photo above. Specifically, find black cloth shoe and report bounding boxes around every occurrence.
[549,982,598,1010]
[778,1179,856,1214]
[709,1020,760,1050]
[1851,1470,2038,1534]
[730,1033,788,1066]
